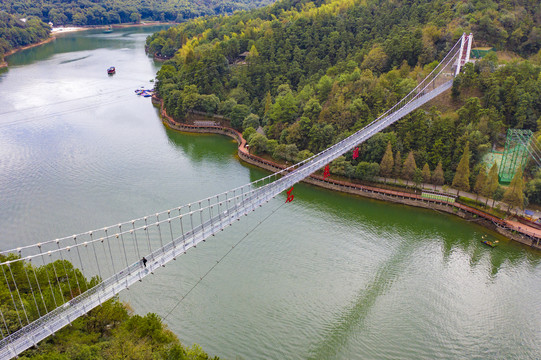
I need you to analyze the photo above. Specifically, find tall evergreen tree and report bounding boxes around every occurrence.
[422,163,431,184]
[402,151,417,181]
[503,167,525,212]
[263,91,272,117]
[473,165,487,201]
[484,162,500,206]
[432,160,445,189]
[452,142,471,194]
[413,168,423,188]
[380,141,394,180]
[393,150,402,180]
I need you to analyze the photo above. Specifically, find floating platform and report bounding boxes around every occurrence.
[481,239,498,247]
[134,87,154,97]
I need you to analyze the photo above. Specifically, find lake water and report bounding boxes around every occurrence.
[1,26,540,359]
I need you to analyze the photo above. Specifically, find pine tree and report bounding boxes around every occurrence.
[483,162,499,206]
[422,163,431,184]
[503,167,525,212]
[393,150,402,180]
[473,165,487,201]
[380,141,394,180]
[452,142,471,194]
[432,160,445,189]
[402,151,417,181]
[263,91,272,116]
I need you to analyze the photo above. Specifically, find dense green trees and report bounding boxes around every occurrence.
[0,11,50,63]
[525,170,541,205]
[0,0,274,26]
[0,255,218,359]
[148,0,540,205]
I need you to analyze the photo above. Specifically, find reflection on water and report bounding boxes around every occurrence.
[164,126,238,164]
[59,54,92,64]
[5,26,169,67]
[308,234,416,360]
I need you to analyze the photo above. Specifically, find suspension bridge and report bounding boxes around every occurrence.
[0,33,475,358]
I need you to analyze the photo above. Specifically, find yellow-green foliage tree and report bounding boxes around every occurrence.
[402,151,417,181]
[431,160,444,188]
[422,163,431,183]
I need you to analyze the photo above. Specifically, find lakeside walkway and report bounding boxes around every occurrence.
[381,177,540,219]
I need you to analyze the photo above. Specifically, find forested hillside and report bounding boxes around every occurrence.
[0,0,274,26]
[148,0,541,206]
[0,11,50,63]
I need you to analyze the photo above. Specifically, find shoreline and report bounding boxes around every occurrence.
[1,36,56,68]
[152,95,541,250]
[1,21,174,68]
[51,21,175,35]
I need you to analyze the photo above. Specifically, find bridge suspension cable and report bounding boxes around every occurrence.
[0,33,471,359]
[515,131,541,168]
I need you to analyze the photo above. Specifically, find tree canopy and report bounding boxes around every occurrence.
[0,0,274,26]
[0,254,219,359]
[0,11,50,62]
[147,0,540,205]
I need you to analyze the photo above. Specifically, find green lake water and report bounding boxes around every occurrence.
[0,26,540,359]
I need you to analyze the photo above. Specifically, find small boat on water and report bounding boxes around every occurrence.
[107,66,116,75]
[481,236,498,247]
[103,26,113,33]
